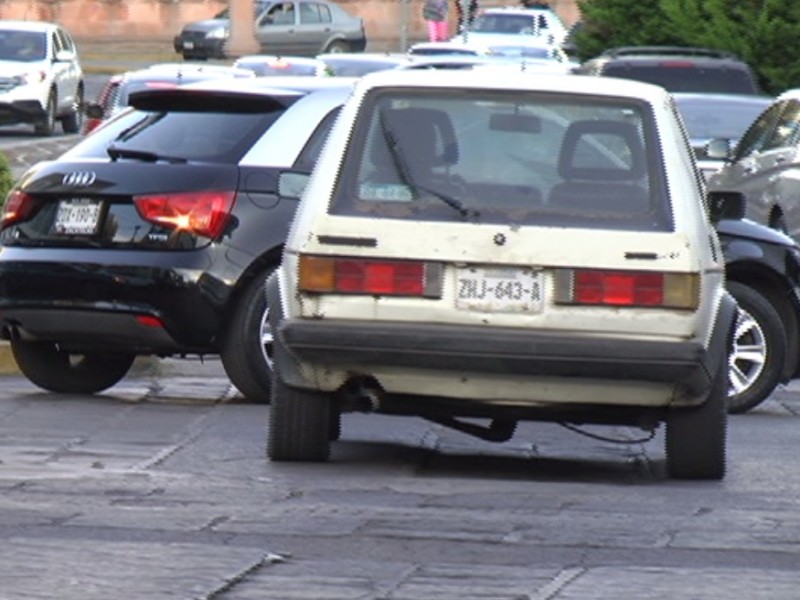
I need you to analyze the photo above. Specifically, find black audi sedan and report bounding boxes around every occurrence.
[0,76,354,401]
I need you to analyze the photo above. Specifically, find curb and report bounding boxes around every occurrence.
[0,341,17,374]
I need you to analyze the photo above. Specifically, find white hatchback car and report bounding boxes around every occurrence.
[267,70,739,480]
[0,20,83,135]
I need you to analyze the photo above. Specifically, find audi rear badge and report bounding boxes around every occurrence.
[62,171,97,187]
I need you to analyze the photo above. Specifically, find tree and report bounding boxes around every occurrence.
[574,0,800,95]
[0,152,14,211]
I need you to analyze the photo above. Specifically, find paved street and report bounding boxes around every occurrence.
[1,364,800,599]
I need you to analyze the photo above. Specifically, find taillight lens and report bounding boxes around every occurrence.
[1,190,36,229]
[555,269,699,309]
[133,190,235,239]
[298,255,442,297]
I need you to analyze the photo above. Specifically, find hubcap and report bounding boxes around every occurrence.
[729,306,767,398]
[259,305,274,372]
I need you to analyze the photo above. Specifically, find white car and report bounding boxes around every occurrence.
[267,70,740,480]
[0,20,84,135]
[450,7,568,47]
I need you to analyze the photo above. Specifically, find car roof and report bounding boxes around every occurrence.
[179,75,357,95]
[358,68,669,102]
[0,20,60,33]
[121,63,256,82]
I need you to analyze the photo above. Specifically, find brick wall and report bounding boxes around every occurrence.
[0,0,580,44]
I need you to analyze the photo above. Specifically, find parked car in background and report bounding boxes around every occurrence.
[82,63,256,134]
[407,41,494,57]
[706,89,800,239]
[266,70,738,480]
[0,77,356,402]
[234,54,329,76]
[574,46,762,95]
[672,92,772,181]
[316,52,413,76]
[451,6,568,47]
[173,0,366,60]
[0,20,83,136]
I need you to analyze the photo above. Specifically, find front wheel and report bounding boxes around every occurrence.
[34,92,56,136]
[665,348,728,480]
[726,281,786,414]
[220,269,275,403]
[10,340,135,394]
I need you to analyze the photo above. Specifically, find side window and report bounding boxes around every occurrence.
[762,101,800,151]
[51,32,62,56]
[317,4,332,24]
[293,107,341,171]
[300,3,322,24]
[734,101,784,160]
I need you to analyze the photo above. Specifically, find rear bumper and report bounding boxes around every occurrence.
[279,318,716,398]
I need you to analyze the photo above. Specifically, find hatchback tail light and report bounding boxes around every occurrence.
[133,190,236,239]
[555,268,699,309]
[298,255,443,298]
[1,190,37,229]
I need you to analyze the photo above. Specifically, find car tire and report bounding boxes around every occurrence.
[267,350,331,462]
[726,281,786,414]
[10,339,136,394]
[220,269,275,403]
[665,347,728,480]
[324,40,349,53]
[61,84,84,134]
[34,91,57,136]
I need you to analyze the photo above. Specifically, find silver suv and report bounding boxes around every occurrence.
[0,20,83,135]
[267,70,739,480]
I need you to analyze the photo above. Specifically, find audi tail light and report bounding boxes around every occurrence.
[1,190,37,229]
[554,268,699,309]
[298,255,443,298]
[133,190,236,239]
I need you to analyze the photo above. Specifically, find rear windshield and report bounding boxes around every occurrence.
[331,88,673,231]
[603,63,759,94]
[62,100,298,163]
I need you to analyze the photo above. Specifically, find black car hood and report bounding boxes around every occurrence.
[717,218,796,248]
[180,18,228,35]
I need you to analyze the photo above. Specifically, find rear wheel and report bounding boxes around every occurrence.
[220,269,276,403]
[727,281,786,414]
[324,40,348,53]
[665,349,728,480]
[34,92,56,136]
[10,340,135,394]
[268,357,331,462]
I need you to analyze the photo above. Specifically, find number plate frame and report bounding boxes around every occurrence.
[456,266,544,312]
[53,198,103,236]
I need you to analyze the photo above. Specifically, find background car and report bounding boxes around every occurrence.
[0,20,83,136]
[672,92,772,181]
[316,52,413,76]
[82,63,256,134]
[0,77,355,402]
[173,0,366,60]
[573,46,762,95]
[450,6,568,47]
[233,54,329,76]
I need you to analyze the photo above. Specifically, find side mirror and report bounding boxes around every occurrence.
[708,190,745,223]
[278,171,310,199]
[54,49,75,62]
[705,138,731,161]
[84,103,104,119]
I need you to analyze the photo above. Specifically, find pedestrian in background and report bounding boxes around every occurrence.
[423,0,450,42]
[454,0,479,34]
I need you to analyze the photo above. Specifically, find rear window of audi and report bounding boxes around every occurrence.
[63,95,302,163]
[603,63,759,95]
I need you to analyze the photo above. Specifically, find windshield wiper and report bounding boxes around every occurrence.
[107,145,187,164]
[379,111,479,221]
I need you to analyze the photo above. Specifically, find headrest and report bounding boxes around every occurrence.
[373,107,458,168]
[558,119,646,181]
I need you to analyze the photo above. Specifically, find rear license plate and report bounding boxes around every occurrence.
[456,266,543,312]
[53,198,102,235]
[183,41,195,49]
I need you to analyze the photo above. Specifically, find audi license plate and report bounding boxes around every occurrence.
[456,266,543,312]
[53,198,102,235]
[182,41,194,49]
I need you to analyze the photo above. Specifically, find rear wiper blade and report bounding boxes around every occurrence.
[379,111,479,221]
[107,145,187,164]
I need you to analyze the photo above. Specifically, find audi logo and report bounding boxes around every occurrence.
[62,171,97,187]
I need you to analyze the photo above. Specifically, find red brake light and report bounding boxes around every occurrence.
[574,270,663,306]
[133,190,235,239]
[1,190,36,228]
[298,255,440,297]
